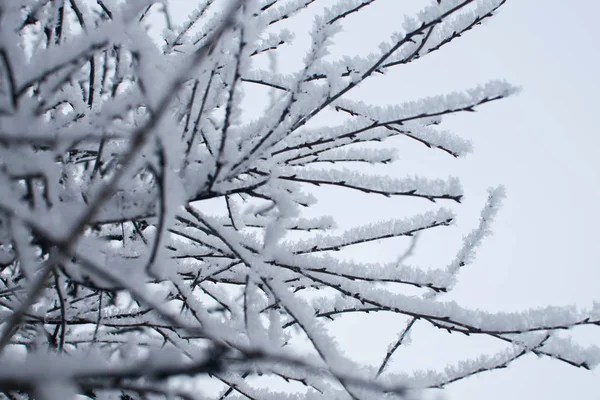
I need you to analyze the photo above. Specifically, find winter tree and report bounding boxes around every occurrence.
[0,0,598,399]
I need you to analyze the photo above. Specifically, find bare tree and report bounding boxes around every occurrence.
[0,0,598,399]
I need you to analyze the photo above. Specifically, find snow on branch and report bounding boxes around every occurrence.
[278,168,464,202]
[287,208,455,254]
[333,80,519,126]
[0,0,596,399]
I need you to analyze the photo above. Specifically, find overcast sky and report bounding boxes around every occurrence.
[162,1,600,398]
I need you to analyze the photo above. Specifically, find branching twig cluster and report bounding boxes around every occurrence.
[0,1,598,399]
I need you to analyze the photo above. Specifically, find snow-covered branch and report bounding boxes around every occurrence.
[0,0,595,399]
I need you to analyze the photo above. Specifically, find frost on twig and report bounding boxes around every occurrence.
[0,0,596,399]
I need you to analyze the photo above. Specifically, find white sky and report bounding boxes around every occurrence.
[158,0,600,398]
